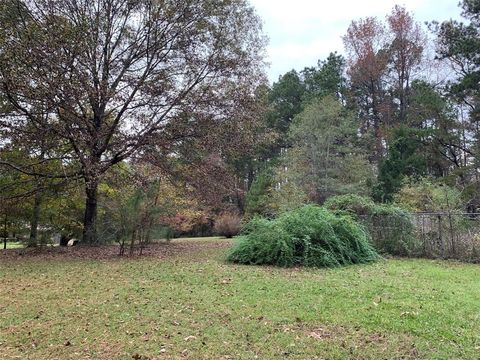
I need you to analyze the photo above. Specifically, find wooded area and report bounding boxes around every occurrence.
[1,0,479,255]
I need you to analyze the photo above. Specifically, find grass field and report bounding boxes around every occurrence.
[1,238,479,359]
[2,241,25,249]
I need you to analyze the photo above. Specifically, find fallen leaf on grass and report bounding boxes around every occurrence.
[400,311,419,317]
[307,328,332,340]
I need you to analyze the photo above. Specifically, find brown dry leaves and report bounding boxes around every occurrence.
[0,239,232,262]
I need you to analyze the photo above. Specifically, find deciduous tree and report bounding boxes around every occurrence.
[386,5,425,123]
[344,16,389,161]
[0,0,266,243]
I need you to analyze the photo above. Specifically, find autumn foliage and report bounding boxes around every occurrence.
[214,213,242,239]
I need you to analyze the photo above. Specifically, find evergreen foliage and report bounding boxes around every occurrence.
[324,195,417,256]
[244,166,275,218]
[324,194,378,216]
[281,96,373,203]
[373,126,427,202]
[227,205,379,268]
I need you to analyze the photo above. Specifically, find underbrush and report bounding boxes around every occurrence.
[324,194,416,256]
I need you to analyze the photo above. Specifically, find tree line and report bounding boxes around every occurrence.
[242,1,480,219]
[0,0,479,248]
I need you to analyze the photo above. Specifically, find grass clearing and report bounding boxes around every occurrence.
[2,241,25,249]
[1,238,479,359]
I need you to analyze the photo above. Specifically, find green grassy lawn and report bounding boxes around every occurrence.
[167,236,225,242]
[2,241,24,249]
[1,239,479,359]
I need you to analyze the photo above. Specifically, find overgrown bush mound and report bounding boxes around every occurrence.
[227,205,379,268]
[324,195,417,256]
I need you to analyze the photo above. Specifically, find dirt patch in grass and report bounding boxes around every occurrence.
[0,238,232,261]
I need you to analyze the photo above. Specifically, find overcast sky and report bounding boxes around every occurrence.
[250,0,463,83]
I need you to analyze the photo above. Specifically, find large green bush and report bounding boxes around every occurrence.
[227,205,379,268]
[324,195,417,256]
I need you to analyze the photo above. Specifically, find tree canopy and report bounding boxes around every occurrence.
[0,0,266,243]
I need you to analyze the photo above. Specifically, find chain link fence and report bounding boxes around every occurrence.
[360,213,480,262]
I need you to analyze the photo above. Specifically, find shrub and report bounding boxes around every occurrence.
[227,205,379,268]
[324,195,417,256]
[152,225,175,241]
[394,178,463,212]
[214,213,242,238]
[367,205,416,256]
[324,194,377,216]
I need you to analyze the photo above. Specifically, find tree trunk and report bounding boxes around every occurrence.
[129,229,136,256]
[83,179,99,244]
[28,189,42,247]
[3,213,6,250]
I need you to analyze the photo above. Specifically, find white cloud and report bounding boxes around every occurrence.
[250,0,462,82]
